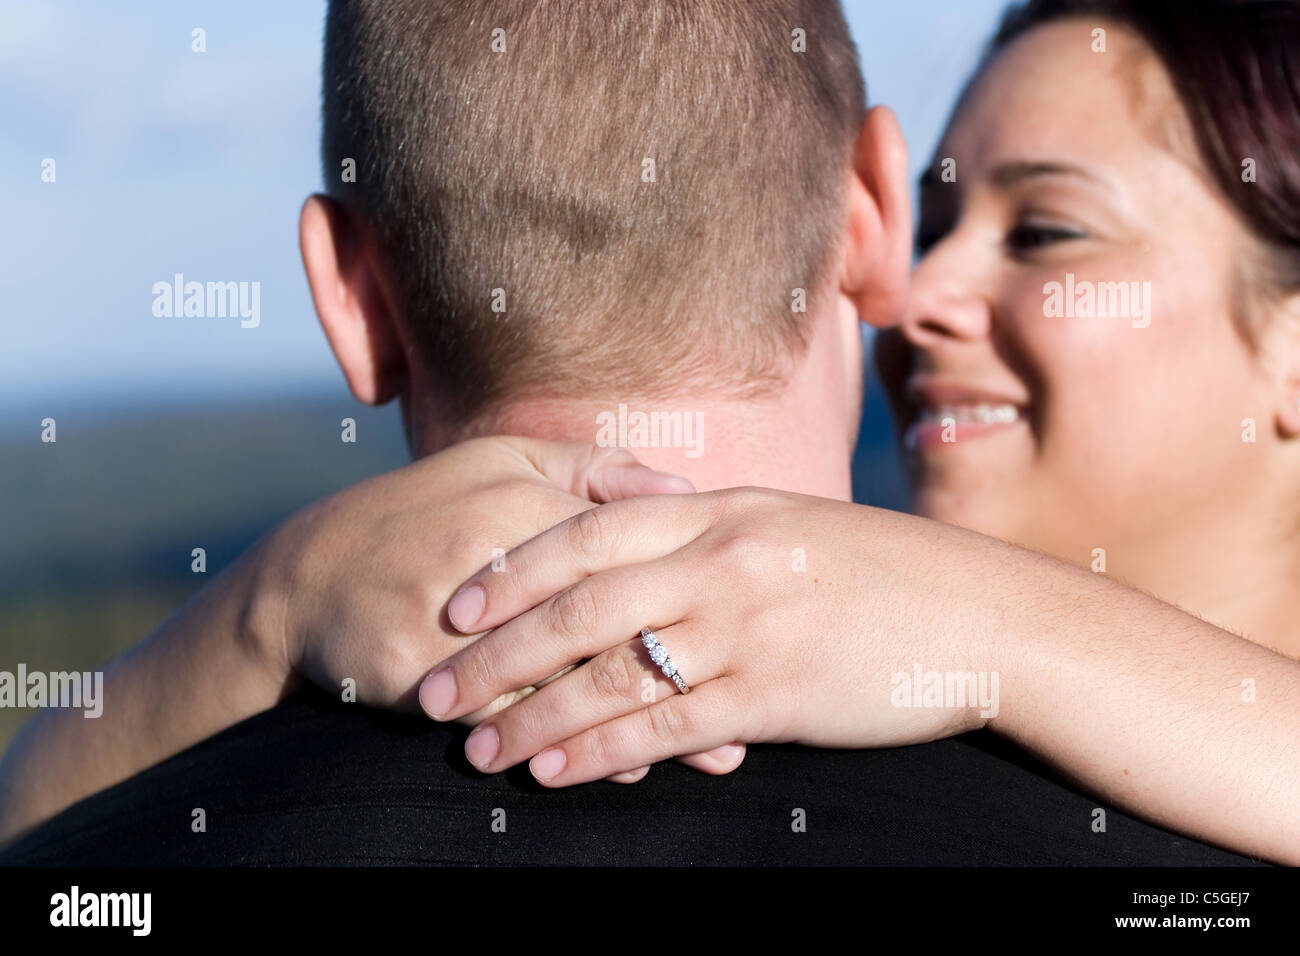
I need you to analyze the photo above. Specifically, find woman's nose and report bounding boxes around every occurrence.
[901,258,993,348]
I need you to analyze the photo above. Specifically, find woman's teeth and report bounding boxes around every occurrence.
[916,403,1021,425]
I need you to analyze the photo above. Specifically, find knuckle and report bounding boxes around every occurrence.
[645,701,688,747]
[716,531,769,582]
[362,634,430,706]
[577,723,615,771]
[549,582,602,641]
[722,485,770,516]
[444,527,487,567]
[568,503,621,561]
[416,580,450,626]
[374,634,417,686]
[459,644,500,698]
[524,491,585,544]
[498,477,541,500]
[504,481,570,530]
[587,647,637,700]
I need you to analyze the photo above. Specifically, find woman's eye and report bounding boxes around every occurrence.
[1006,224,1086,251]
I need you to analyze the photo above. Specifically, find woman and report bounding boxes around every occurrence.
[3,0,1297,863]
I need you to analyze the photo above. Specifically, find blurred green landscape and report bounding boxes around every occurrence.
[0,386,904,752]
[0,395,410,749]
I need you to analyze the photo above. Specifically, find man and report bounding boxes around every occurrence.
[0,0,1258,865]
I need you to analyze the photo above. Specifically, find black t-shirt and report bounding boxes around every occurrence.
[0,684,1261,866]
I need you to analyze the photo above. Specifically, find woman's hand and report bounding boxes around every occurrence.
[252,436,745,780]
[421,488,1003,786]
[254,436,687,719]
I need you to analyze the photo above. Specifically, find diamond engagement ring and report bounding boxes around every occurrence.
[640,626,691,694]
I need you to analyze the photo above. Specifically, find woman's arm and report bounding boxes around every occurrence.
[961,545,1297,864]
[0,438,700,846]
[422,488,1300,863]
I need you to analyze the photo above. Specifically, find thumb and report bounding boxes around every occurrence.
[514,439,695,503]
[585,452,695,502]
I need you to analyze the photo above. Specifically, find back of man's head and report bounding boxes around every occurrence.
[322,0,865,425]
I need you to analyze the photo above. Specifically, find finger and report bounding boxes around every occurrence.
[447,493,719,633]
[462,623,720,773]
[606,766,650,784]
[613,747,747,782]
[425,557,696,721]
[454,661,579,725]
[674,743,747,775]
[513,440,695,503]
[583,454,696,503]
[527,678,749,787]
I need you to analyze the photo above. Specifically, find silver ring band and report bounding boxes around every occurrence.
[640,626,691,694]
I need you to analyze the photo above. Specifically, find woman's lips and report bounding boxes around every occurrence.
[901,378,1029,452]
[903,403,1025,451]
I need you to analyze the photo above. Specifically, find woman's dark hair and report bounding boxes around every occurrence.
[988,0,1300,308]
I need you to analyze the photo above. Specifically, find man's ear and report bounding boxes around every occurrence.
[839,105,912,329]
[299,194,407,405]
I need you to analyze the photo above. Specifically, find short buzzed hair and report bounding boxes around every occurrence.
[322,0,866,424]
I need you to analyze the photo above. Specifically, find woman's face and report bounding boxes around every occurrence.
[882,19,1279,587]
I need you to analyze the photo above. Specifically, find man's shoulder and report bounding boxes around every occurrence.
[0,685,1262,867]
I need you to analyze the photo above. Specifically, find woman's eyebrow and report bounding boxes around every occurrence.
[916,160,1120,214]
[918,159,1113,195]
[985,159,1113,193]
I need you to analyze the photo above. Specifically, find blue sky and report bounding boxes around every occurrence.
[0,0,1012,423]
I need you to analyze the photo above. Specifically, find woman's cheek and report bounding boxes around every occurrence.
[1001,285,1153,530]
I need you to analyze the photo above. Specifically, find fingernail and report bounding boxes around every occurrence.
[530,748,567,781]
[448,584,486,631]
[420,669,457,719]
[653,471,695,494]
[705,743,745,766]
[465,724,500,769]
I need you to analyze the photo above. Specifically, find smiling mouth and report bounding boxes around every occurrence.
[903,402,1026,451]
[913,403,1022,426]
[899,372,1031,453]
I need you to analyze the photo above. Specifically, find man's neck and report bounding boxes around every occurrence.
[479,391,855,500]
[409,307,862,500]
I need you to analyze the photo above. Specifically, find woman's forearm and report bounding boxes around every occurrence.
[980,544,1300,863]
[0,542,295,847]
